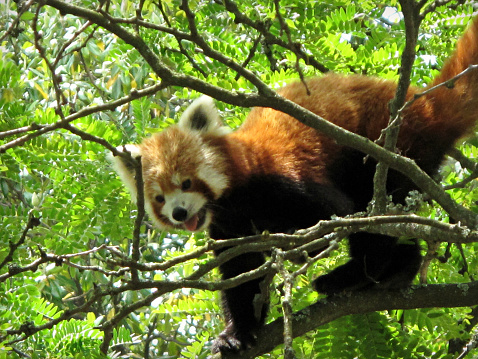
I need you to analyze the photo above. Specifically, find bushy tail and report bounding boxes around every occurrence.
[426,16,478,140]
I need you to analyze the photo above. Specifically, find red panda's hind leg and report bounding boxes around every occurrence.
[314,233,421,295]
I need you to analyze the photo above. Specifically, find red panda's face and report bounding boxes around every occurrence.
[110,96,230,233]
[146,174,212,231]
[140,127,229,232]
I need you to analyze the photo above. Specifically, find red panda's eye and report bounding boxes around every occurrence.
[155,195,165,203]
[181,179,192,190]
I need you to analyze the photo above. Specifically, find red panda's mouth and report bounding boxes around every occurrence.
[183,207,207,232]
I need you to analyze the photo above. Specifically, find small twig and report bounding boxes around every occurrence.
[62,244,107,258]
[5,285,105,343]
[273,0,309,95]
[235,34,262,81]
[148,0,208,77]
[179,0,273,95]
[443,170,478,190]
[144,332,189,347]
[0,123,45,140]
[10,347,31,359]
[77,46,110,101]
[420,0,467,19]
[32,3,69,117]
[289,232,346,275]
[0,0,36,43]
[0,214,41,271]
[448,148,478,172]
[419,241,440,284]
[63,259,128,277]
[0,244,125,283]
[376,66,478,194]
[400,64,478,114]
[455,328,478,359]
[456,243,474,280]
[131,154,145,282]
[0,82,167,154]
[53,20,94,67]
[217,0,329,73]
[275,248,296,359]
[156,0,171,26]
[62,122,119,154]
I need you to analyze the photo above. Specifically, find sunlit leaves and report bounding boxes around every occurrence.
[1,0,477,358]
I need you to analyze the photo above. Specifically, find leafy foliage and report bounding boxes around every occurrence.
[1,0,478,358]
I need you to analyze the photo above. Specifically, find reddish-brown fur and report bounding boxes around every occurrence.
[206,17,478,192]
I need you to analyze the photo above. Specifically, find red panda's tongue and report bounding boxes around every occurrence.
[184,214,199,232]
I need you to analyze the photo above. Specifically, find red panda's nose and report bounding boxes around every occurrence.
[172,207,188,222]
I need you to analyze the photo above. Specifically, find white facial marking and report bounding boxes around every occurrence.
[151,182,162,195]
[197,164,228,199]
[196,145,228,199]
[162,190,207,225]
[171,173,181,187]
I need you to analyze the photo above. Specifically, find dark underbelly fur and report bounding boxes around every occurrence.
[210,173,354,239]
[209,148,431,354]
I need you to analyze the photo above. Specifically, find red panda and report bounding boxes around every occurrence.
[111,17,478,354]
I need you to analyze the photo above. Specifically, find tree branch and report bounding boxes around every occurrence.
[217,282,478,359]
[0,82,167,154]
[372,0,421,213]
[0,215,41,272]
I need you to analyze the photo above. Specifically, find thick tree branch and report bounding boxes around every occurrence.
[216,282,478,359]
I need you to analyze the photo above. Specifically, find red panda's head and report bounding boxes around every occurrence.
[110,96,230,232]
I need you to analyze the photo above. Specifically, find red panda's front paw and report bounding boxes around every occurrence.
[211,329,256,354]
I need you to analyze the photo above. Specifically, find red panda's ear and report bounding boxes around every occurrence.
[108,144,142,202]
[178,96,230,136]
